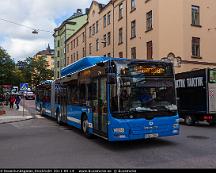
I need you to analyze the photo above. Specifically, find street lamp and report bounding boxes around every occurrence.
[32,29,39,34]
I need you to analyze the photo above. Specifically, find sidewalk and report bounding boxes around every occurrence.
[0,103,33,124]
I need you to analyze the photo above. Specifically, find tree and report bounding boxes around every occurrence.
[0,46,16,85]
[31,56,54,88]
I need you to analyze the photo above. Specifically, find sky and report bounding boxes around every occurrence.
[0,0,109,62]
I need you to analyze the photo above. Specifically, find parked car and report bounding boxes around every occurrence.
[24,91,35,100]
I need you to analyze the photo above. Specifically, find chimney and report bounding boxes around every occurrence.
[85,8,90,15]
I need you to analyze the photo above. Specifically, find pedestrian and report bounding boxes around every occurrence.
[9,95,16,109]
[15,95,21,110]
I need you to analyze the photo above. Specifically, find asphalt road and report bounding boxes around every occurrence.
[0,100,216,169]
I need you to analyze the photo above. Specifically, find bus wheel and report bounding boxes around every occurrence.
[56,111,62,125]
[81,115,92,138]
[185,115,195,126]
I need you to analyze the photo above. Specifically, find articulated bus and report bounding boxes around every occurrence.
[35,56,179,141]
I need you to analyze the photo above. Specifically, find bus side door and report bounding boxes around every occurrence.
[92,77,108,137]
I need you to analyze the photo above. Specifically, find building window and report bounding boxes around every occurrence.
[89,43,92,55]
[131,0,136,11]
[67,57,69,65]
[96,21,99,33]
[107,32,111,46]
[89,26,92,38]
[131,20,136,39]
[107,12,111,25]
[83,47,85,57]
[71,54,73,63]
[146,10,153,31]
[73,40,75,49]
[76,38,78,47]
[131,47,136,59]
[76,51,79,60]
[119,3,123,19]
[192,5,200,26]
[57,61,60,68]
[192,37,200,57]
[57,71,60,78]
[103,15,107,28]
[119,52,123,58]
[119,28,123,44]
[103,34,107,47]
[147,41,153,59]
[66,44,69,53]
[92,24,95,35]
[82,32,85,43]
[107,53,111,57]
[70,41,73,50]
[73,53,76,62]
[57,40,60,47]
[96,38,99,51]
[57,51,60,57]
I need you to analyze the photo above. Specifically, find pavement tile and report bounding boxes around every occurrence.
[0,103,33,124]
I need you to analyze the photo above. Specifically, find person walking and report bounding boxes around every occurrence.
[9,95,16,109]
[15,95,21,110]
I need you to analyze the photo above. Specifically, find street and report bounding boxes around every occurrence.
[0,100,216,168]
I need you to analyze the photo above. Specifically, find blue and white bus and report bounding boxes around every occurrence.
[35,56,179,141]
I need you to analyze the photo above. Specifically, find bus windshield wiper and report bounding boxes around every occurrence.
[130,107,158,112]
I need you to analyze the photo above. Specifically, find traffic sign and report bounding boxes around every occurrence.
[20,83,28,91]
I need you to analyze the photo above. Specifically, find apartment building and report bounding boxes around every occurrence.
[53,9,88,79]
[33,44,54,70]
[65,0,216,73]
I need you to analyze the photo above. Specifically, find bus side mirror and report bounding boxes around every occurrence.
[107,73,116,84]
[97,62,105,67]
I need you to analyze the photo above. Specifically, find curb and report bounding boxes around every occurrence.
[0,116,34,124]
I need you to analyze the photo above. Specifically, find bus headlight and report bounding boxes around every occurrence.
[113,128,125,133]
[173,124,179,128]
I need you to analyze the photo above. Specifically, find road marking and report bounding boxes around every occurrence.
[35,114,44,119]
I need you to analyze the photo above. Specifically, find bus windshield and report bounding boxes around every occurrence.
[110,61,177,117]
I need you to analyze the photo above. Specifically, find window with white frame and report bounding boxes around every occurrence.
[131,20,136,38]
[192,5,200,26]
[192,37,200,57]
[119,3,123,19]
[146,10,152,31]
[131,0,136,11]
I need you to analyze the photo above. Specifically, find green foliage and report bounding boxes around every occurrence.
[0,46,54,89]
[0,46,16,85]
[31,56,54,87]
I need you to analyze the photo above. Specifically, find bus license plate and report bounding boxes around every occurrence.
[145,133,159,139]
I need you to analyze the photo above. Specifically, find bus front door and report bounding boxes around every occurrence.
[92,78,108,138]
[60,87,67,122]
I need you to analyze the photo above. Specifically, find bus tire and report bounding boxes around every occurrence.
[56,111,63,125]
[185,115,195,126]
[81,114,92,138]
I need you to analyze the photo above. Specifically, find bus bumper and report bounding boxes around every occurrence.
[108,115,180,141]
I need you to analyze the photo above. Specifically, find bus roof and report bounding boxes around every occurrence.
[61,56,126,77]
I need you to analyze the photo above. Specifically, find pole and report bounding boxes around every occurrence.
[22,93,25,116]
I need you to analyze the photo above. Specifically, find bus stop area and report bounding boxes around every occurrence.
[0,102,33,124]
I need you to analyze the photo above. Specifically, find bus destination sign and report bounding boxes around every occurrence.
[134,66,165,75]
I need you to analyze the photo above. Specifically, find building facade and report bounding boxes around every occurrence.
[33,44,54,70]
[53,10,88,79]
[65,0,216,74]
